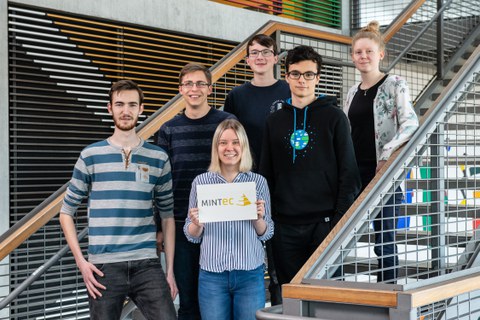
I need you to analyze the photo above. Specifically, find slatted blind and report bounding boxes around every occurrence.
[8,4,238,319]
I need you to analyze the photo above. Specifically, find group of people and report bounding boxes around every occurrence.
[59,21,419,320]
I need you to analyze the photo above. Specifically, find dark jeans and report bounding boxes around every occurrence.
[265,240,282,305]
[89,258,176,320]
[359,163,402,283]
[271,219,333,286]
[174,221,201,320]
[374,190,402,283]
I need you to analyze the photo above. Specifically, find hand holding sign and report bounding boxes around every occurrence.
[189,208,203,228]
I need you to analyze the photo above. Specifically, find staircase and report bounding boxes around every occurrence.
[261,36,480,320]
[414,23,480,115]
[2,1,480,319]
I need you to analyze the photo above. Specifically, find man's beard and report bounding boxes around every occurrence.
[113,114,138,131]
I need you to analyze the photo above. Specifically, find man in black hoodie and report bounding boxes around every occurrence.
[259,45,361,286]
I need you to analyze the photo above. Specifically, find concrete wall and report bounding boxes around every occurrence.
[11,0,345,43]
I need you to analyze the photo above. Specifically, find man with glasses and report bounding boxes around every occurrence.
[155,63,235,320]
[223,34,289,305]
[259,45,361,286]
[224,34,289,170]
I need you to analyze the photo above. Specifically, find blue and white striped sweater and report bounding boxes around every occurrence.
[61,139,174,264]
[184,171,273,272]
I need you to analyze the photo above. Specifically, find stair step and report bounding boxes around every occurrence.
[357,231,472,247]
[400,204,479,218]
[342,258,460,279]
[405,179,480,190]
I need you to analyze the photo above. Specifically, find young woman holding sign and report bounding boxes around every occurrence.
[184,119,273,320]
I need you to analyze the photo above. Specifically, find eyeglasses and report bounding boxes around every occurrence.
[286,71,318,80]
[180,81,210,89]
[248,49,275,58]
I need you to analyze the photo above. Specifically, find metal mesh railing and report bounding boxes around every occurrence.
[303,63,480,287]
[385,0,480,101]
[353,0,480,112]
[417,289,480,319]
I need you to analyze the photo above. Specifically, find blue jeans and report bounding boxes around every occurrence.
[174,221,201,320]
[374,190,402,283]
[198,265,265,320]
[359,164,402,283]
[89,258,176,320]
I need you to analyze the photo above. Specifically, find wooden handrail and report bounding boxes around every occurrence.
[406,273,480,308]
[383,0,426,42]
[284,272,480,310]
[282,283,398,308]
[0,3,424,261]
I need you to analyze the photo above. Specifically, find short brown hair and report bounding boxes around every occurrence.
[108,80,144,105]
[179,63,212,85]
[247,34,278,56]
[285,45,322,74]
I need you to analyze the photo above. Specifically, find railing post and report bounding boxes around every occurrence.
[437,0,445,79]
[430,126,447,274]
[273,29,282,80]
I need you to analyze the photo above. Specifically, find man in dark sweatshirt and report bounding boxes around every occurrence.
[259,45,361,286]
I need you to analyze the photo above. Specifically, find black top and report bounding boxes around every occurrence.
[259,96,361,224]
[155,108,235,220]
[224,80,290,170]
[348,74,388,166]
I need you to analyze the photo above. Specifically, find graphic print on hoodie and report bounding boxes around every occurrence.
[286,97,318,163]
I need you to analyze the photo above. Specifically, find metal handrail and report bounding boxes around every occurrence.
[0,227,88,309]
[385,0,454,73]
[300,40,480,286]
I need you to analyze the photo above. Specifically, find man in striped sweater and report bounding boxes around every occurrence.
[60,80,177,320]
[155,63,235,320]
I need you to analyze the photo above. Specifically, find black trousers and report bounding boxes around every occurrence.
[271,219,333,286]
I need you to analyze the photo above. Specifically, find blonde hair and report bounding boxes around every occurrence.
[352,20,385,51]
[208,119,253,173]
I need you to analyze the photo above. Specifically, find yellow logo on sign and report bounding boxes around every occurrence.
[236,194,252,206]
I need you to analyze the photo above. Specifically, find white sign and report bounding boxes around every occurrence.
[197,182,257,223]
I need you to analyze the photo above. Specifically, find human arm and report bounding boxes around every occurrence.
[154,156,177,299]
[254,175,274,241]
[223,90,235,114]
[379,76,419,161]
[154,125,171,232]
[161,217,178,300]
[60,213,106,299]
[258,120,275,198]
[184,177,204,242]
[156,230,164,253]
[187,207,204,237]
[252,200,267,236]
[60,154,106,298]
[334,112,362,217]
